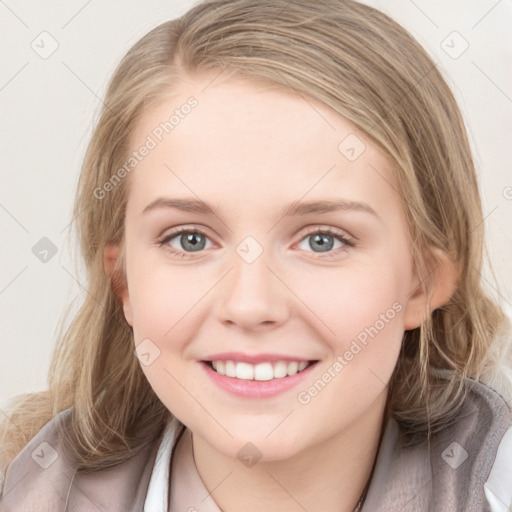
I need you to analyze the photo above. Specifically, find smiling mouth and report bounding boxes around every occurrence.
[203,360,318,381]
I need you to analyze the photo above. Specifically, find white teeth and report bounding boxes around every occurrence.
[273,361,288,378]
[287,361,299,375]
[225,360,236,378]
[235,362,254,380]
[210,359,312,380]
[254,363,274,381]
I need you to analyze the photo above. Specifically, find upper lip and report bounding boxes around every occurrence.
[201,352,317,364]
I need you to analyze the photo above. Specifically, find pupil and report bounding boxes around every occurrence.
[311,234,333,252]
[182,233,205,252]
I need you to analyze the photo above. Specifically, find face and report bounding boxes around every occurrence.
[118,72,423,461]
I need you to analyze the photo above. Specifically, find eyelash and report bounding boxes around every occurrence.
[156,225,355,259]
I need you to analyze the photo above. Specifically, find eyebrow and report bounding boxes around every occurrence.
[142,197,379,219]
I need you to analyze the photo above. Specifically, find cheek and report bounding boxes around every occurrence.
[294,263,407,342]
[291,262,407,403]
[128,258,208,341]
[127,263,207,420]
[295,289,404,438]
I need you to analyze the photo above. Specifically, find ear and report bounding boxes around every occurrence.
[402,247,459,330]
[103,243,133,327]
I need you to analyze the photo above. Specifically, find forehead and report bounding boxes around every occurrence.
[125,73,401,222]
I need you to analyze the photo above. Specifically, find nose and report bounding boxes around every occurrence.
[216,247,290,332]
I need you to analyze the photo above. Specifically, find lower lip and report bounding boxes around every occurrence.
[199,361,318,398]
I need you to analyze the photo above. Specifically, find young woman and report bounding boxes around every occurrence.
[1,1,511,510]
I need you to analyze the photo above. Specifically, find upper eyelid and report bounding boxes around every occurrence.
[300,225,353,240]
[158,225,214,243]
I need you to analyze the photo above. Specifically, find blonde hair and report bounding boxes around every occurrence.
[1,0,510,474]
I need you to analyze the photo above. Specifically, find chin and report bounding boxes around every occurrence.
[201,425,309,463]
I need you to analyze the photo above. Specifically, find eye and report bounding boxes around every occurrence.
[157,227,214,258]
[157,225,355,259]
[296,226,354,257]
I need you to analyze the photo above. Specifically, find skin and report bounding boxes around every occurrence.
[105,72,457,512]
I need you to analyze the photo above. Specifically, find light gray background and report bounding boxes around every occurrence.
[1,0,511,407]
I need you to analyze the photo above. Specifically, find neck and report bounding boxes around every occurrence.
[192,390,389,512]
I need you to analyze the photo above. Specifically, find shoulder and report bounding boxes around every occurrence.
[0,407,180,511]
[363,375,511,512]
[478,315,512,510]
[428,376,511,511]
[0,407,74,510]
[482,379,512,512]
[463,376,512,511]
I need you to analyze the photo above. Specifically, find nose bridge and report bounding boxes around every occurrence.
[217,235,288,329]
